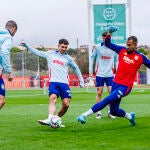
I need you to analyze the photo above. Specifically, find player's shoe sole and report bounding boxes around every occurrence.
[77,114,86,124]
[38,119,50,126]
[129,112,136,126]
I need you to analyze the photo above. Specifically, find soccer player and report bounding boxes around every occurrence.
[77,26,150,126]
[89,32,117,119]
[0,20,17,109]
[21,39,84,127]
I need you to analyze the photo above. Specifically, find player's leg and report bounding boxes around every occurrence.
[58,83,71,117]
[77,82,134,125]
[49,94,67,128]
[107,86,116,118]
[95,86,103,119]
[0,78,6,109]
[110,100,136,126]
[105,76,116,118]
[38,82,59,126]
[48,94,58,116]
[95,76,104,119]
[58,98,70,117]
[77,83,119,124]
[109,86,136,126]
[0,95,5,109]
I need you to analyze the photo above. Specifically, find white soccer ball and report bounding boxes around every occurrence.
[50,115,62,129]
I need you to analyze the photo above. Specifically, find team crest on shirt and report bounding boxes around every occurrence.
[134,55,139,60]
[1,83,5,90]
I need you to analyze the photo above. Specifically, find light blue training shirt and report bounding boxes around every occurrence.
[89,43,118,77]
[0,28,13,75]
[24,44,84,87]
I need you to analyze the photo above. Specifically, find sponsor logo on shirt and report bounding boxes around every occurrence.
[101,56,111,60]
[123,56,134,64]
[53,60,64,65]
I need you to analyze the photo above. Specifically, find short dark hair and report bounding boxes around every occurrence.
[5,20,17,30]
[102,32,107,37]
[59,39,69,45]
[127,36,138,43]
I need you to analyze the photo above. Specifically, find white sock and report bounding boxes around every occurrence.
[125,113,132,120]
[48,114,53,120]
[82,109,94,117]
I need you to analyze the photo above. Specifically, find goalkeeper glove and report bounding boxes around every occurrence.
[107,26,118,34]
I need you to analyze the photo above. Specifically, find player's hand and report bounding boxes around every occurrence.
[80,82,84,88]
[107,26,118,34]
[7,73,13,82]
[19,40,26,47]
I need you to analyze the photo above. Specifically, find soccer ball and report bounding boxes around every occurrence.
[50,115,62,129]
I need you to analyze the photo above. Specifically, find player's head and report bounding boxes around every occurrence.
[101,32,107,42]
[126,36,138,54]
[5,20,17,37]
[58,39,69,54]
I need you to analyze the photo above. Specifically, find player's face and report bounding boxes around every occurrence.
[102,36,106,42]
[126,39,137,53]
[58,44,68,54]
[11,27,17,37]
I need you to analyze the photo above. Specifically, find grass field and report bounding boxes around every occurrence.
[0,88,150,150]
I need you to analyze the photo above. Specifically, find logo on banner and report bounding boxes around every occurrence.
[103,8,116,20]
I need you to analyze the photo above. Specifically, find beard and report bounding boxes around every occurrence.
[127,49,134,54]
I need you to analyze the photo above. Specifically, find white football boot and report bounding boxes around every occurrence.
[38,118,50,126]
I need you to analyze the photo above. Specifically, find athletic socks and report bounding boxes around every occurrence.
[48,114,53,120]
[125,113,132,120]
[82,109,94,117]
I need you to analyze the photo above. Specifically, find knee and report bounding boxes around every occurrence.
[110,109,117,116]
[97,89,103,96]
[110,111,117,116]
[49,94,57,104]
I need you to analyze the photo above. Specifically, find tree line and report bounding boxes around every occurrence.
[10,46,149,76]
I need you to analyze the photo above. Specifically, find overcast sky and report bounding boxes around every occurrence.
[0,0,149,48]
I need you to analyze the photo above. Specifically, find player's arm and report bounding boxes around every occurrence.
[1,37,13,81]
[89,46,97,77]
[21,42,48,58]
[69,58,84,88]
[105,34,125,54]
[0,28,9,34]
[141,54,150,68]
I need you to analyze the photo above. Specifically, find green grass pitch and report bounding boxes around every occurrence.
[0,88,150,150]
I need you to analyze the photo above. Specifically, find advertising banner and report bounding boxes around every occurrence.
[93,4,126,45]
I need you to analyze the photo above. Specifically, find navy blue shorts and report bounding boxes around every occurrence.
[0,78,5,97]
[48,82,71,99]
[95,76,114,87]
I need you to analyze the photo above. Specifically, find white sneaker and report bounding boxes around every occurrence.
[38,118,50,126]
[96,113,102,119]
[108,113,116,119]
